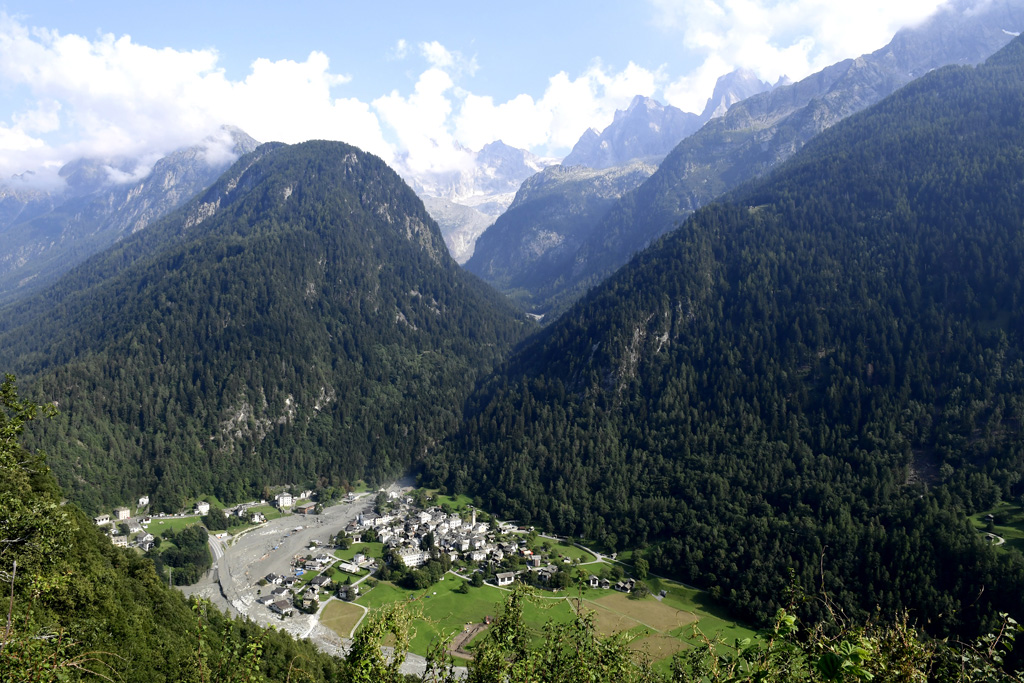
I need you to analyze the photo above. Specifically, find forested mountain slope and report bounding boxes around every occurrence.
[428,36,1024,637]
[0,377,346,683]
[0,140,531,512]
[503,0,1024,317]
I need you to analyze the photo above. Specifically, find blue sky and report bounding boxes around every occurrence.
[0,0,947,184]
[8,1,679,100]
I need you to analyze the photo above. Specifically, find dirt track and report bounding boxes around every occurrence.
[450,622,488,660]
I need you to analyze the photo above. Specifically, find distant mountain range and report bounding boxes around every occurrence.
[466,0,1024,316]
[464,161,658,307]
[465,70,776,312]
[0,126,259,305]
[418,70,774,265]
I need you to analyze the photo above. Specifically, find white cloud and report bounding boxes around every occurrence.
[374,67,472,176]
[453,60,663,155]
[0,13,394,181]
[0,123,45,152]
[0,3,955,190]
[419,40,478,78]
[373,54,666,176]
[421,41,455,69]
[650,0,946,112]
[13,99,61,133]
[390,38,409,60]
[455,92,549,151]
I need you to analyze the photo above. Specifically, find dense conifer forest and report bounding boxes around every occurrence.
[0,141,531,512]
[6,373,1024,681]
[426,36,1024,637]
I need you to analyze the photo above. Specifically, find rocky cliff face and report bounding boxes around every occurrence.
[420,196,495,263]
[0,126,259,304]
[561,70,773,171]
[464,161,657,312]
[562,96,702,169]
[699,69,775,120]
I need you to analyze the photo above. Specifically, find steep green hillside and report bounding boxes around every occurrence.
[0,376,345,682]
[0,140,532,512]
[428,37,1024,636]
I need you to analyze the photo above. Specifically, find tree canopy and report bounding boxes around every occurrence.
[427,36,1024,637]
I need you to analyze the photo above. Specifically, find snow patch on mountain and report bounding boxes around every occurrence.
[399,140,557,261]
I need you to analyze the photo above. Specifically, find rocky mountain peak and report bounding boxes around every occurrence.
[700,68,774,120]
[562,96,702,169]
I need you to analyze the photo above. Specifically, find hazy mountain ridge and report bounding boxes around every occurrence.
[0,126,260,305]
[561,96,701,169]
[465,69,776,312]
[403,140,557,263]
[474,0,1024,317]
[574,0,1024,284]
[700,68,779,120]
[464,161,657,310]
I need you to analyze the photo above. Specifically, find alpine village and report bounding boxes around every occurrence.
[7,2,1024,681]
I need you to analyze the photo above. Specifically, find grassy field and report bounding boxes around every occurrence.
[430,491,475,511]
[970,502,1024,554]
[629,633,689,664]
[583,592,698,634]
[354,574,576,655]
[335,542,384,562]
[533,540,595,564]
[331,563,370,580]
[247,504,284,521]
[343,570,751,674]
[227,521,258,536]
[148,516,204,538]
[321,600,366,639]
[645,576,753,646]
[573,579,754,676]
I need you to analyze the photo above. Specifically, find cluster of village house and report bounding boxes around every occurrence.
[257,545,377,617]
[96,489,642,619]
[92,495,158,550]
[93,489,323,549]
[351,494,616,590]
[344,494,502,567]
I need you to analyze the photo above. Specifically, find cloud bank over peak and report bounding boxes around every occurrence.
[649,0,946,112]
[0,2,951,186]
